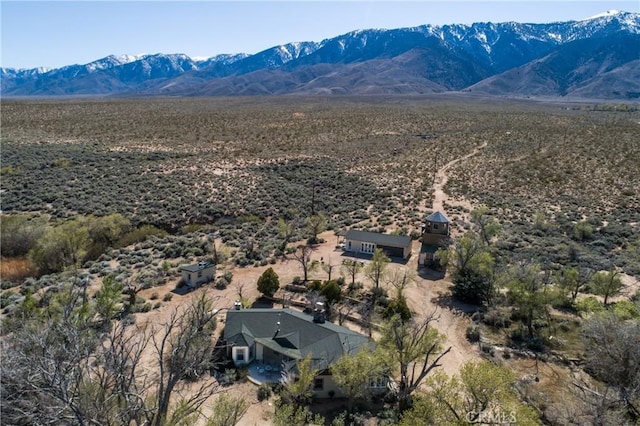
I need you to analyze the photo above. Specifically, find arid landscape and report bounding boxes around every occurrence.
[1,95,639,425]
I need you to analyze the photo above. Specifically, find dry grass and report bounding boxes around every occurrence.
[1,257,36,287]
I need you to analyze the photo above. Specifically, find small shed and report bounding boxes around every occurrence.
[344,229,412,259]
[179,261,216,288]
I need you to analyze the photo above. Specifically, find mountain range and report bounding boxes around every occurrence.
[2,10,639,99]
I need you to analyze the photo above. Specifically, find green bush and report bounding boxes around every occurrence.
[613,300,639,319]
[575,296,605,316]
[466,325,481,343]
[257,383,272,401]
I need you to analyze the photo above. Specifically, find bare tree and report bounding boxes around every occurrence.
[582,313,640,420]
[385,268,416,296]
[364,248,390,289]
[321,256,339,281]
[335,299,358,326]
[291,244,317,282]
[341,259,363,287]
[470,207,501,245]
[150,294,222,426]
[380,312,452,412]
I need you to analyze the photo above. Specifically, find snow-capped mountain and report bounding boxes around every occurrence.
[2,11,638,98]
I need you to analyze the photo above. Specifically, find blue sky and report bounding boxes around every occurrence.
[2,1,638,69]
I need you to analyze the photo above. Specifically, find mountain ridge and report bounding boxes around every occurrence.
[2,10,639,99]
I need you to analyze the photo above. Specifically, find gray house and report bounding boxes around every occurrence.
[344,229,412,259]
[223,306,385,398]
[179,261,216,289]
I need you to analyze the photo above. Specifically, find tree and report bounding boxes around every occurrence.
[150,294,221,426]
[341,259,363,287]
[386,268,416,294]
[400,361,539,425]
[557,266,592,304]
[94,275,124,326]
[0,214,46,257]
[319,280,342,308]
[506,263,556,339]
[321,258,339,281]
[336,299,358,326]
[206,394,249,426]
[589,270,623,305]
[291,244,317,282]
[364,248,390,289]
[281,354,318,410]
[331,347,391,415]
[437,233,495,305]
[384,295,412,321]
[380,313,451,412]
[88,213,131,249]
[0,284,223,426]
[272,402,325,426]
[29,219,90,274]
[257,267,280,297]
[305,213,327,244]
[582,313,640,420]
[277,217,298,252]
[470,207,501,245]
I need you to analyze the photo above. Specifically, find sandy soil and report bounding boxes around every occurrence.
[129,139,490,425]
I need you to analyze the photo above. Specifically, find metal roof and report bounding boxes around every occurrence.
[344,229,411,248]
[224,309,371,370]
[179,261,215,272]
[425,211,450,223]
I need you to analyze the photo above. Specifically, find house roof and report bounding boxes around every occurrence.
[425,211,450,223]
[344,229,411,248]
[224,309,371,370]
[179,261,215,272]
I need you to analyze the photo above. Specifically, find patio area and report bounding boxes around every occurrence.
[247,363,284,385]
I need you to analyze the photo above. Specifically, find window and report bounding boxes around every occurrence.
[433,223,439,230]
[197,270,202,278]
[188,273,192,281]
[236,350,245,361]
[313,378,324,391]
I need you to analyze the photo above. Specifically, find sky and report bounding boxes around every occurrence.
[2,1,638,69]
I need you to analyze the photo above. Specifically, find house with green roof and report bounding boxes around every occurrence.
[223,305,385,398]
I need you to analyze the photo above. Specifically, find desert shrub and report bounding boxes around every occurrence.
[482,309,512,329]
[257,383,272,401]
[452,268,494,306]
[613,300,639,319]
[466,325,481,342]
[163,293,173,302]
[0,214,46,257]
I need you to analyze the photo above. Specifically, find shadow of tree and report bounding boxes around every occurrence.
[251,297,275,309]
[432,292,482,316]
[417,266,445,281]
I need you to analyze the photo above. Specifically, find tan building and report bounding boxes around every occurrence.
[179,261,216,289]
[344,229,412,259]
